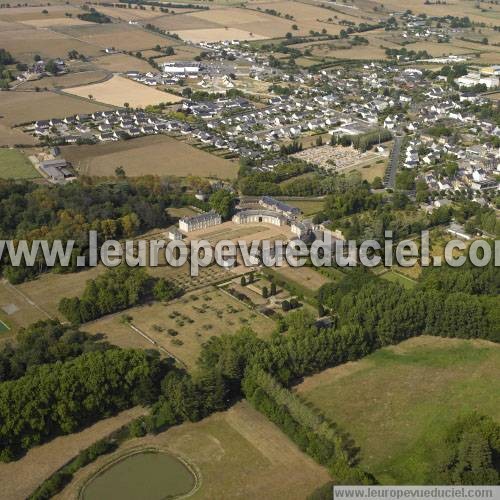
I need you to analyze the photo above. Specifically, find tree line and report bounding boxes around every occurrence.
[59,266,183,324]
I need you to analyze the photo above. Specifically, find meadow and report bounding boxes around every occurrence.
[0,148,40,180]
[62,401,330,500]
[297,336,500,484]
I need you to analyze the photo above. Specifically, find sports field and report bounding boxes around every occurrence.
[0,149,40,180]
[297,336,500,484]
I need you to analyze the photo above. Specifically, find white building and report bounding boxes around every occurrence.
[179,211,221,232]
[232,210,287,226]
[162,62,201,75]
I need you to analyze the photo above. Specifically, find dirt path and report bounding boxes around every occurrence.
[0,406,147,500]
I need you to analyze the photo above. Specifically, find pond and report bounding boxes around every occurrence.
[82,450,196,500]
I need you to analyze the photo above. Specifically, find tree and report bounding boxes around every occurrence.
[270,282,277,296]
[240,276,246,286]
[45,59,59,75]
[115,166,126,178]
[209,190,235,220]
[262,286,269,299]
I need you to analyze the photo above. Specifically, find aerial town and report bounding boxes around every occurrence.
[0,0,498,498]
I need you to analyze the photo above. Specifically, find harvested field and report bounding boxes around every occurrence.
[61,135,237,179]
[93,53,154,73]
[87,287,275,370]
[187,7,294,38]
[16,70,110,90]
[0,125,36,147]
[0,27,103,62]
[174,27,268,43]
[61,401,330,500]
[0,407,147,500]
[0,5,83,22]
[0,91,113,126]
[297,336,500,484]
[0,92,112,126]
[96,5,167,21]
[20,17,91,27]
[150,13,222,31]
[64,74,181,107]
[0,148,40,179]
[53,23,170,52]
[251,1,343,35]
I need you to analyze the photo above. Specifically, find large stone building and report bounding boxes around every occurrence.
[179,211,222,233]
[259,196,300,218]
[232,209,287,226]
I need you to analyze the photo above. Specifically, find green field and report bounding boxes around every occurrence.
[380,270,417,289]
[0,149,40,180]
[297,336,500,484]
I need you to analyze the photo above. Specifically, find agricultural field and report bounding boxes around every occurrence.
[0,5,85,23]
[64,74,182,107]
[0,148,40,180]
[86,287,276,370]
[0,91,114,127]
[155,6,296,41]
[16,70,110,90]
[60,135,237,179]
[251,1,344,36]
[92,53,154,73]
[297,336,500,484]
[0,26,103,62]
[62,401,330,500]
[52,23,170,52]
[0,407,147,500]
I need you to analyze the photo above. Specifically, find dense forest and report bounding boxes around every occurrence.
[0,349,164,461]
[0,178,177,283]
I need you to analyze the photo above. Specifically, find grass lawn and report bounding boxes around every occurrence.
[277,197,325,217]
[0,149,40,180]
[297,336,500,484]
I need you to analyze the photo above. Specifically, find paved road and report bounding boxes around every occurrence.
[385,134,403,189]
